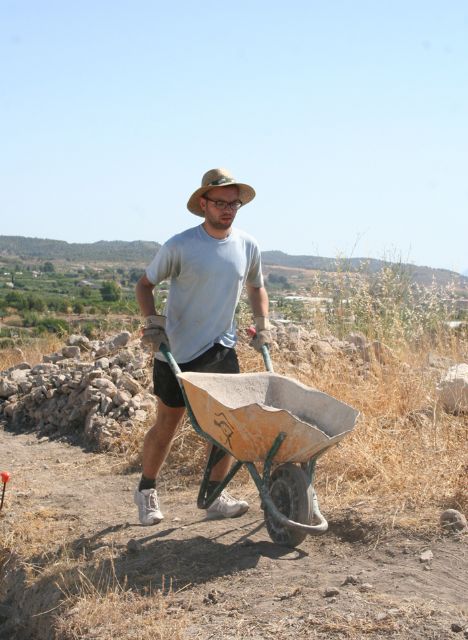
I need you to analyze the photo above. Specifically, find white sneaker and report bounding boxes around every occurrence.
[134,488,164,526]
[206,490,249,519]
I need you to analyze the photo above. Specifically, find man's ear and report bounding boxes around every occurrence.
[199,197,207,213]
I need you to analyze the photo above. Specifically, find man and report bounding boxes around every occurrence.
[134,168,272,525]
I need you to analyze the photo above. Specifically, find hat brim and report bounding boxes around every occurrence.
[187,182,256,216]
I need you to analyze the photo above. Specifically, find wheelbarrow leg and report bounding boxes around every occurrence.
[197,446,244,509]
[301,458,317,483]
[301,445,332,482]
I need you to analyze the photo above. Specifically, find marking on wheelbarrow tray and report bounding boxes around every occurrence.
[213,412,234,448]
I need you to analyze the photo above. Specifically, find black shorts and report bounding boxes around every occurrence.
[153,343,240,408]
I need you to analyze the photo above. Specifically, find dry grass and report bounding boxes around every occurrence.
[100,329,468,527]
[1,267,467,640]
[1,321,466,527]
[102,332,467,539]
[1,326,467,639]
[55,590,188,640]
[0,515,189,639]
[55,566,189,640]
[225,336,468,531]
[0,334,63,370]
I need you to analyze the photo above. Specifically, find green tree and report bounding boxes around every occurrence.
[268,273,291,289]
[25,294,46,312]
[5,291,23,308]
[129,268,143,283]
[43,261,55,273]
[100,280,121,302]
[79,286,93,299]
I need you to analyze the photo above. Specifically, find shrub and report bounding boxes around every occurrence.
[57,299,71,313]
[129,268,143,283]
[0,337,15,349]
[47,297,72,313]
[5,292,48,312]
[315,264,458,346]
[79,286,93,299]
[350,269,454,343]
[26,294,46,312]
[81,321,97,339]
[5,291,23,308]
[21,312,70,336]
[34,317,70,336]
[268,273,291,289]
[100,281,122,302]
[22,311,40,327]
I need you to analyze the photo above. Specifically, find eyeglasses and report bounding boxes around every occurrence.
[203,196,243,211]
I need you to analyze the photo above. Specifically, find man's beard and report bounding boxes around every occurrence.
[206,212,234,230]
[210,219,232,230]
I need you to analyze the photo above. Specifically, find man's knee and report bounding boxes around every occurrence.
[156,400,185,428]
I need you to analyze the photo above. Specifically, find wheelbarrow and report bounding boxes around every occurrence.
[160,343,358,547]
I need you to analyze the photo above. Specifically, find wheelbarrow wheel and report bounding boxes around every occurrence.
[265,462,313,547]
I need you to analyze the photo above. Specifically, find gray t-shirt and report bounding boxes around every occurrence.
[145,224,264,363]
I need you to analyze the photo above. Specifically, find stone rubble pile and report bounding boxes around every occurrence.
[0,331,157,450]
[272,323,396,365]
[271,323,466,414]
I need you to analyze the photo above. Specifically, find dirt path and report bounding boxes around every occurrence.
[1,427,467,639]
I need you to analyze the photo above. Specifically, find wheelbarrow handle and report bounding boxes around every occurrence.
[159,343,181,376]
[261,344,274,373]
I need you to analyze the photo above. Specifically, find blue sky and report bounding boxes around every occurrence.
[1,1,467,273]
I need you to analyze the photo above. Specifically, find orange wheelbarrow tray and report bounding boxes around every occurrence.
[161,344,359,547]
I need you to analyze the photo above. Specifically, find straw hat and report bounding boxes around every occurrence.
[187,168,256,216]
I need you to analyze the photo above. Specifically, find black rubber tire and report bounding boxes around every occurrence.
[264,462,314,547]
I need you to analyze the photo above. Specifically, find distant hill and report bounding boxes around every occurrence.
[0,236,160,263]
[262,251,468,288]
[0,236,466,289]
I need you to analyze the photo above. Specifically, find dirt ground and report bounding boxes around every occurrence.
[1,426,467,639]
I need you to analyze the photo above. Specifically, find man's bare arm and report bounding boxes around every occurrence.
[246,284,272,351]
[136,274,157,318]
[136,274,170,351]
[246,284,269,318]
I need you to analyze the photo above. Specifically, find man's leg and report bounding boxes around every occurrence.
[204,443,249,518]
[197,346,248,518]
[142,400,186,479]
[192,343,239,482]
[208,448,235,482]
[134,400,185,525]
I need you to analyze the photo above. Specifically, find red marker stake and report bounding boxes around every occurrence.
[0,471,11,512]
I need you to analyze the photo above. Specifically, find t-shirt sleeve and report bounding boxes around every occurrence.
[246,241,264,288]
[145,242,179,285]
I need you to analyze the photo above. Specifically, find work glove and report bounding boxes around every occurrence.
[250,316,273,352]
[141,315,170,353]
